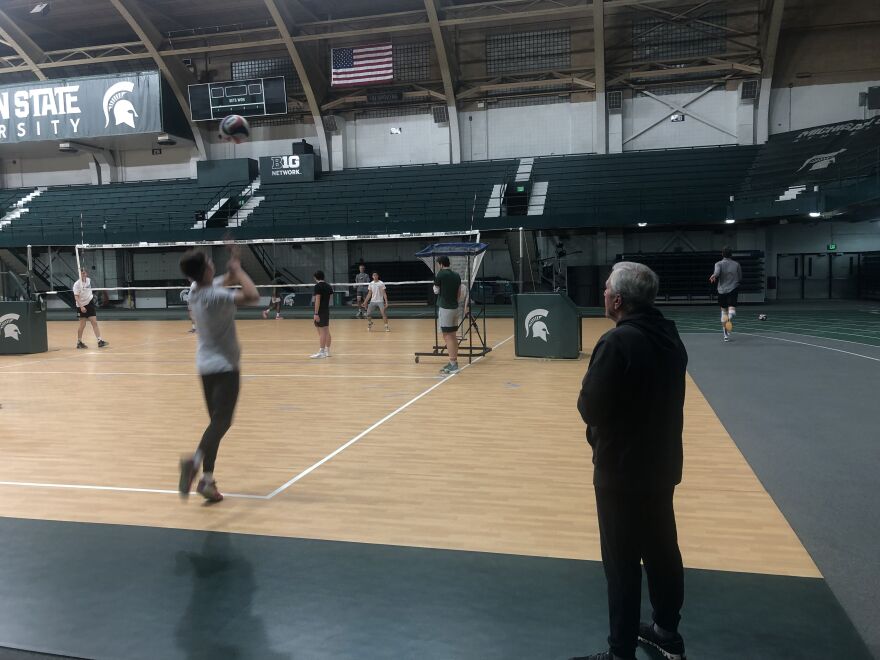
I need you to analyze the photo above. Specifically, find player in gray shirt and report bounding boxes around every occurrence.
[709,246,742,342]
[178,248,259,503]
[354,264,370,318]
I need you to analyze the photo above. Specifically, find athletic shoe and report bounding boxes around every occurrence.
[76,341,87,349]
[188,327,197,334]
[97,340,108,348]
[384,325,390,332]
[723,336,731,342]
[368,321,373,331]
[439,362,459,375]
[262,309,269,319]
[178,457,197,498]
[196,478,223,503]
[569,651,633,660]
[638,621,686,660]
[275,313,282,320]
[309,350,327,359]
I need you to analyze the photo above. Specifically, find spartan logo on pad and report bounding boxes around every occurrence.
[0,313,21,341]
[103,82,139,129]
[524,308,550,342]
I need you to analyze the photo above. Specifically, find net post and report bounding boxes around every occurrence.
[74,244,82,277]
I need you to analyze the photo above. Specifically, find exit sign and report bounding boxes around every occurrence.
[827,243,837,251]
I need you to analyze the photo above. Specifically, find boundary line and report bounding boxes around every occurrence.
[0,480,268,500]
[265,334,515,499]
[738,332,880,362]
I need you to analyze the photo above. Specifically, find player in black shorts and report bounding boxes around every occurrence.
[72,268,107,349]
[310,270,333,359]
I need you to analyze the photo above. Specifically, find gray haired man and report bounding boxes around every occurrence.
[572,262,688,660]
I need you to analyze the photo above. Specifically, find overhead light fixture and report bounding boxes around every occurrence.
[30,2,49,15]
[637,222,647,228]
[725,219,736,224]
[808,211,821,218]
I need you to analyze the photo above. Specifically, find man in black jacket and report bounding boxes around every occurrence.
[571,262,688,660]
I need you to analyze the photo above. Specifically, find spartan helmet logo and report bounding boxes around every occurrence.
[283,293,297,307]
[0,313,21,341]
[179,288,192,304]
[524,308,550,342]
[103,81,139,129]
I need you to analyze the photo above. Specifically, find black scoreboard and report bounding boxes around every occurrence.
[188,76,287,121]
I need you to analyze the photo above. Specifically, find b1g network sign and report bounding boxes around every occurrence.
[259,153,318,182]
[0,71,162,144]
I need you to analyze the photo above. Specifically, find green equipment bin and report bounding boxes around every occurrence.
[0,301,48,354]
[513,293,582,359]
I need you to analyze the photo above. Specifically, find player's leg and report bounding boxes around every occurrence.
[439,308,460,374]
[367,302,375,330]
[355,294,363,318]
[322,325,331,355]
[88,314,107,347]
[310,322,323,358]
[188,308,197,333]
[196,371,239,502]
[77,316,87,348]
[726,306,736,333]
[381,302,389,331]
[274,298,282,319]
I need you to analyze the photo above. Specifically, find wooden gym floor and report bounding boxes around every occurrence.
[0,316,871,659]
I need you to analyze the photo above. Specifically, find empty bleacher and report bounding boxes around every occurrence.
[248,160,518,235]
[1,179,226,244]
[533,145,760,226]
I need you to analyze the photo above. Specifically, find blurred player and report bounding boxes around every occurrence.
[709,246,742,342]
[363,271,390,332]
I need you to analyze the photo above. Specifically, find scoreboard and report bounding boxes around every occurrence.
[188,76,287,121]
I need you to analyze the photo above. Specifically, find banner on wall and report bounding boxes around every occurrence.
[0,71,163,144]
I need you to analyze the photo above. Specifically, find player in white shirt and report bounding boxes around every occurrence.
[72,268,107,349]
[363,272,390,332]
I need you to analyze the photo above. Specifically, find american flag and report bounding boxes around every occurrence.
[331,44,393,87]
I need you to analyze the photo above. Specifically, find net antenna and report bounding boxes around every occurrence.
[413,241,491,365]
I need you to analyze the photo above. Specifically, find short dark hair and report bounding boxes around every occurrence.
[721,246,732,259]
[180,250,207,282]
[437,255,450,267]
[314,270,325,280]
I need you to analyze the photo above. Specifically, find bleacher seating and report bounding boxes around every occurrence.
[1,179,225,244]
[249,160,518,235]
[736,120,880,218]
[532,145,760,226]
[616,250,765,302]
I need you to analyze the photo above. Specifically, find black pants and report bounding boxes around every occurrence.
[198,371,240,473]
[595,486,684,659]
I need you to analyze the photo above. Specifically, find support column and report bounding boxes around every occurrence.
[594,0,607,154]
[756,0,785,143]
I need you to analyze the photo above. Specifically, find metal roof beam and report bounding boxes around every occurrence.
[107,0,207,157]
[0,7,48,80]
[425,0,461,164]
[757,0,784,143]
[263,0,329,171]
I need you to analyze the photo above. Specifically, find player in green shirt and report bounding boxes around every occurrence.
[433,256,463,374]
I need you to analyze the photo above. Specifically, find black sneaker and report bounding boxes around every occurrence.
[178,457,197,498]
[76,341,87,349]
[97,340,108,348]
[638,621,686,660]
[569,651,634,660]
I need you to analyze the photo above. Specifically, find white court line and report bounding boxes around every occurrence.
[265,334,515,499]
[739,332,880,362]
[680,327,880,349]
[0,480,267,500]
[0,370,438,380]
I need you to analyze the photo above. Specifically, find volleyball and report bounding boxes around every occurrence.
[758,314,768,321]
[219,114,250,143]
